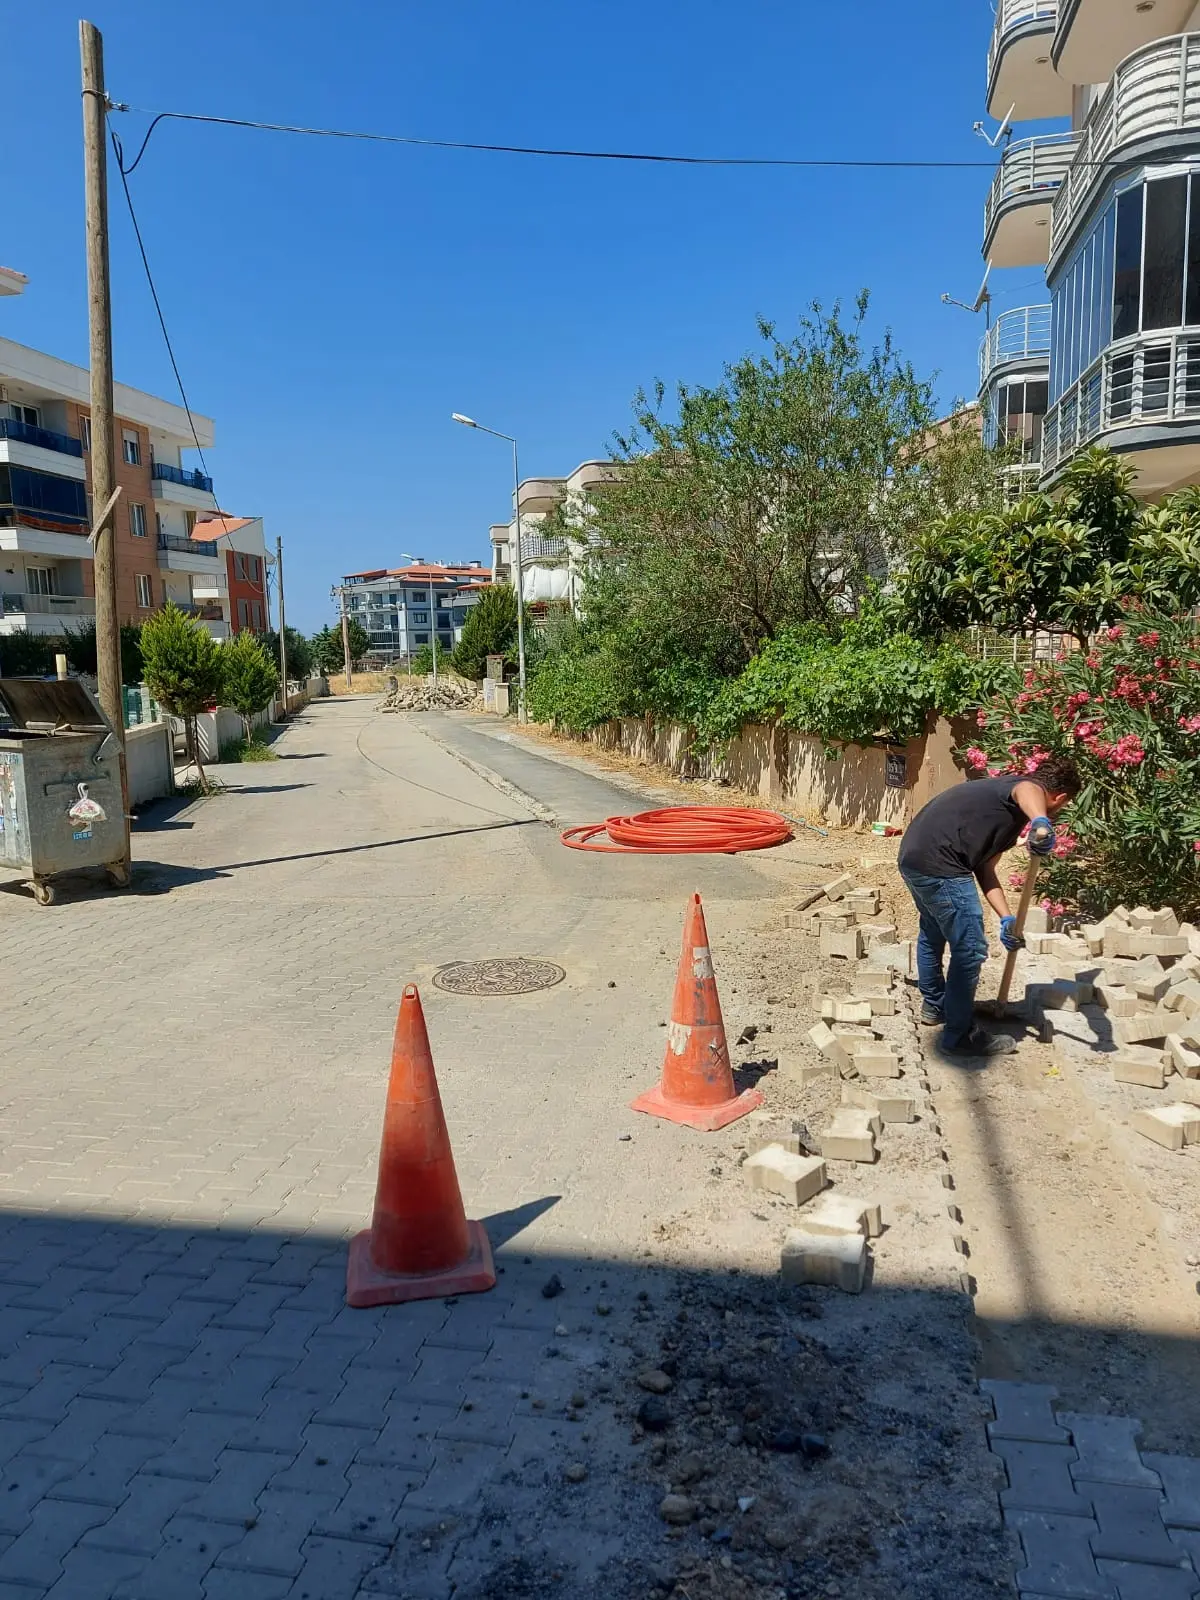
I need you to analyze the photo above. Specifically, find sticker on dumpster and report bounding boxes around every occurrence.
[68,782,106,826]
[72,828,92,842]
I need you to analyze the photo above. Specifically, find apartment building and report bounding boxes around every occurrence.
[980,1,1200,495]
[489,460,618,614]
[191,514,274,635]
[341,562,488,661]
[0,335,225,638]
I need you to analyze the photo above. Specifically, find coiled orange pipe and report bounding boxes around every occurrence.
[561,805,793,854]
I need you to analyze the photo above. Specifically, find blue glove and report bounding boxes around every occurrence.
[1000,916,1024,953]
[1028,816,1056,857]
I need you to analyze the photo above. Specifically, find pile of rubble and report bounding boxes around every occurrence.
[785,873,910,966]
[376,673,481,712]
[1025,902,1200,1151]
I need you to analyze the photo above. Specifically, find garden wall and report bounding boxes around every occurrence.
[584,714,972,829]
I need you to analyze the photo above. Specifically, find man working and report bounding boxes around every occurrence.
[898,756,1081,1057]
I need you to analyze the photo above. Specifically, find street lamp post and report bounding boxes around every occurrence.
[400,552,437,685]
[452,413,527,723]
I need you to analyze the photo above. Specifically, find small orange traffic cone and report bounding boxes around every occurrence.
[347,985,495,1309]
[630,892,763,1132]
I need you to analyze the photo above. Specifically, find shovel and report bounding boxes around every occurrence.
[978,853,1042,1019]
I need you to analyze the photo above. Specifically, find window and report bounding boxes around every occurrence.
[79,416,92,451]
[155,512,163,538]
[413,610,429,624]
[415,632,430,645]
[998,379,1049,457]
[5,403,40,427]
[237,598,250,629]
[122,430,141,467]
[437,633,453,649]
[26,566,58,596]
[1113,186,1143,342]
[234,553,247,581]
[252,603,263,631]
[0,465,88,523]
[135,574,153,609]
[129,503,147,538]
[184,511,196,536]
[1143,175,1187,330]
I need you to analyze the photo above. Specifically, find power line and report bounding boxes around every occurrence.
[111,105,1000,175]
[109,126,212,482]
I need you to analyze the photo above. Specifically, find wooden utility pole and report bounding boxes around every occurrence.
[80,19,131,883]
[275,535,289,716]
[339,586,353,691]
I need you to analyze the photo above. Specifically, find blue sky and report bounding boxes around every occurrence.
[4,1,1036,631]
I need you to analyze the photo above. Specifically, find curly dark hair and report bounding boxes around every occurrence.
[1028,755,1082,798]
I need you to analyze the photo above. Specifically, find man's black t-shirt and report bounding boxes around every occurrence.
[898,775,1028,880]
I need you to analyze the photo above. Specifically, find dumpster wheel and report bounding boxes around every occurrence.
[106,863,131,890]
[31,881,56,907]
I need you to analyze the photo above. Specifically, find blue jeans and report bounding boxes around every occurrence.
[900,869,989,1048]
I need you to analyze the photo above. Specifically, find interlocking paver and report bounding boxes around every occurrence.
[311,1464,427,1546]
[983,1380,1072,1445]
[1010,1509,1117,1598]
[311,1367,398,1431]
[403,1442,508,1514]
[1089,1483,1189,1567]
[44,1434,161,1506]
[355,1405,446,1473]
[1096,1561,1200,1600]
[1146,1454,1200,1531]
[81,1473,201,1556]
[186,1357,298,1420]
[0,1364,93,1423]
[181,1450,291,1526]
[112,1513,248,1600]
[208,1286,294,1333]
[995,1439,1094,1516]
[269,1423,378,1496]
[80,1341,184,1405]
[0,1498,114,1588]
[25,1399,132,1466]
[1062,1415,1164,1490]
[212,1489,340,1578]
[0,1456,75,1537]
[281,1534,382,1599]
[43,1547,147,1600]
[0,1421,51,1472]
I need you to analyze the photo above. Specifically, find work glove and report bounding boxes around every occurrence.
[1028,816,1056,856]
[999,916,1024,953]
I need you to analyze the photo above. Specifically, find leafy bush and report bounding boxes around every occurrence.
[695,617,1017,751]
[62,621,144,684]
[968,606,1200,917]
[527,639,634,732]
[141,604,225,792]
[0,629,59,677]
[260,627,313,683]
[220,630,279,738]
[451,587,517,680]
[219,731,279,763]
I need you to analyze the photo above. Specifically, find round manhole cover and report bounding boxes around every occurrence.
[433,958,566,996]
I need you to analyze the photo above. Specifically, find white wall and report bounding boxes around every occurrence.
[126,724,174,806]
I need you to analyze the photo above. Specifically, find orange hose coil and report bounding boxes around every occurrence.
[560,805,793,854]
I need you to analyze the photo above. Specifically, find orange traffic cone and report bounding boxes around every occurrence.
[346,985,496,1309]
[630,893,764,1132]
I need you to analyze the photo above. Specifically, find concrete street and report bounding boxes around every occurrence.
[0,698,790,1598]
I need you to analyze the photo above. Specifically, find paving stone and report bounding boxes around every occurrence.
[1009,1509,1117,1598]
[311,1368,399,1430]
[212,1490,340,1579]
[44,1434,161,1506]
[355,1406,444,1472]
[43,1548,147,1600]
[269,1425,379,1496]
[403,1443,507,1513]
[1062,1414,1163,1489]
[1144,1453,1200,1529]
[81,1473,201,1556]
[1095,1559,1200,1599]
[0,1421,53,1472]
[112,1513,248,1600]
[280,1534,383,1599]
[182,1450,292,1526]
[80,1342,184,1406]
[0,1499,114,1588]
[312,1465,427,1546]
[0,1456,74,1537]
[25,1400,132,1467]
[201,1570,292,1600]
[994,1439,1093,1515]
[1089,1483,1186,1567]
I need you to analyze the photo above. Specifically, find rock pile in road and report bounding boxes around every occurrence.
[376,673,481,712]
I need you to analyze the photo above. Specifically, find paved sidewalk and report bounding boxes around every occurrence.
[0,701,782,1598]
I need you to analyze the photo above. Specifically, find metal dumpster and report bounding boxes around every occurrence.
[0,678,128,905]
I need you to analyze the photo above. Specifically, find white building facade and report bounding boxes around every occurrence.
[980,0,1200,494]
[341,563,488,663]
[489,460,619,617]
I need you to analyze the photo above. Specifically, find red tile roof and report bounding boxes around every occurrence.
[343,563,486,581]
[192,514,256,543]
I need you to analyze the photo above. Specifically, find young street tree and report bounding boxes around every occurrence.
[313,619,369,674]
[450,586,517,680]
[140,603,224,793]
[220,630,280,741]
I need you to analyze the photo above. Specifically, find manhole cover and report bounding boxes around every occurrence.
[433,958,566,996]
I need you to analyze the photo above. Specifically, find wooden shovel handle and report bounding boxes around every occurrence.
[996,854,1042,1009]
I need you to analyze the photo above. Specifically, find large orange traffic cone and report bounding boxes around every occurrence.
[630,893,764,1132]
[347,985,496,1308]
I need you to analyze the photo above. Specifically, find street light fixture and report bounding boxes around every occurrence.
[452,412,527,723]
[400,551,438,686]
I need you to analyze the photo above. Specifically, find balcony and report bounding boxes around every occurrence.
[979,305,1052,391]
[151,461,217,511]
[159,533,216,557]
[1043,328,1200,490]
[1054,0,1195,92]
[987,0,1071,120]
[984,134,1079,267]
[157,533,222,576]
[176,601,226,622]
[0,593,94,635]
[152,463,213,493]
[1053,34,1200,262]
[0,418,83,459]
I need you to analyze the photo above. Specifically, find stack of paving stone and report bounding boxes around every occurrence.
[783,872,906,964]
[1026,903,1200,1152]
[377,674,481,712]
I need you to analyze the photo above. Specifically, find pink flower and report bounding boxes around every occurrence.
[1073,721,1101,741]
[963,746,989,772]
[1086,655,1100,669]
[1105,733,1146,769]
[1194,841,1200,855]
[1066,691,1091,713]
[1009,872,1025,889]
[1105,625,1124,642]
[1138,631,1161,649]
[1053,829,1078,859]
[1179,715,1200,734]
[976,710,989,730]
[1041,898,1066,918]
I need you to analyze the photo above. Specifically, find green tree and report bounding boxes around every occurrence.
[450,587,517,680]
[260,627,313,683]
[0,629,58,677]
[313,619,369,673]
[895,447,1200,646]
[62,621,144,684]
[140,603,224,793]
[220,630,280,740]
[410,640,444,676]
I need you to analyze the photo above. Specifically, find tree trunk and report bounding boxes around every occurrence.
[186,713,210,795]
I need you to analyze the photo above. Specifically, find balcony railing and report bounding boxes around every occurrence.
[988,0,1058,86]
[0,507,88,533]
[151,462,214,493]
[979,305,1052,390]
[1053,33,1200,257]
[1043,328,1200,474]
[0,593,94,618]
[177,602,225,622]
[0,418,84,458]
[984,133,1079,259]
[158,533,218,557]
